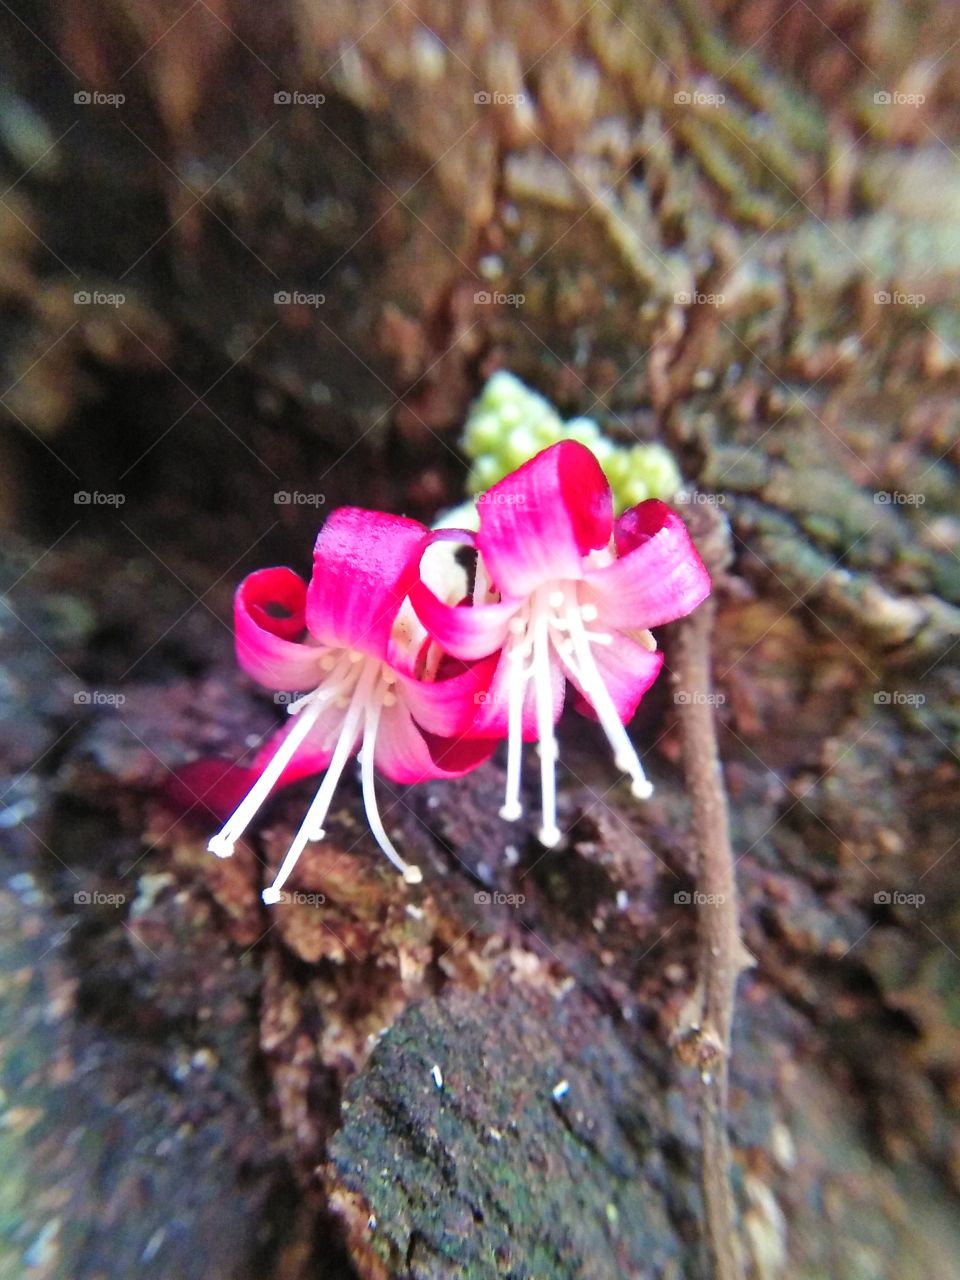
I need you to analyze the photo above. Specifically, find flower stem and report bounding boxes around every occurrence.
[668,506,750,1280]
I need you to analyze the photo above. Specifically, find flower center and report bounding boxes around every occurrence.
[207,648,421,903]
[498,583,654,847]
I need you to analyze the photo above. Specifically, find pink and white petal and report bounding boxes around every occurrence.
[566,632,664,724]
[373,700,496,783]
[475,441,613,597]
[393,653,500,737]
[235,567,328,691]
[470,647,566,741]
[306,508,430,660]
[408,576,519,661]
[583,501,711,630]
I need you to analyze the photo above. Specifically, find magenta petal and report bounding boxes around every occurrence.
[394,654,499,737]
[235,567,328,691]
[306,508,430,659]
[567,632,663,724]
[470,647,566,741]
[585,501,711,630]
[475,441,613,597]
[374,700,495,783]
[409,577,518,660]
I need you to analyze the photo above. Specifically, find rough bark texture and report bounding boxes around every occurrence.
[1,1,959,1277]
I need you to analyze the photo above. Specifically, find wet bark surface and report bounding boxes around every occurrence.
[1,1,959,1276]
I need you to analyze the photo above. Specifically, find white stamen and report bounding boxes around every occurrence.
[532,605,559,846]
[360,682,421,881]
[508,617,526,636]
[564,599,653,801]
[207,696,326,859]
[548,590,565,609]
[261,666,373,903]
[580,603,599,622]
[500,606,528,824]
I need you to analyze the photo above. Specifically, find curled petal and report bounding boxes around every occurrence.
[566,631,664,724]
[475,441,613,597]
[235,567,328,691]
[584,501,711,630]
[306,508,430,660]
[394,653,500,737]
[374,699,496,784]
[409,576,519,661]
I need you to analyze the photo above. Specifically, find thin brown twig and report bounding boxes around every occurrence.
[668,501,752,1280]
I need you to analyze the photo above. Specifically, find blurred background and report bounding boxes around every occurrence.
[1,1,959,1277]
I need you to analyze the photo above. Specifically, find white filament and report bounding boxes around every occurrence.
[496,581,653,845]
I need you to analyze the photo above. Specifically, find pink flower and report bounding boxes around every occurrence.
[411,442,711,846]
[208,508,495,903]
